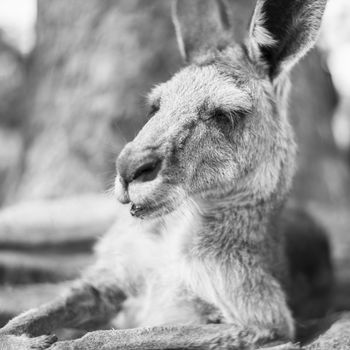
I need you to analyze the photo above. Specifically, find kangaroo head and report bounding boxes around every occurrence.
[115,0,327,218]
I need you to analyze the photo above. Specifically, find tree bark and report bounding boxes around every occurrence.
[8,0,181,202]
[290,49,350,206]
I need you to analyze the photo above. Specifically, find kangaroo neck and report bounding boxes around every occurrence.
[184,165,290,260]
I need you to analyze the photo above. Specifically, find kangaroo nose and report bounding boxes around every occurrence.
[131,158,162,183]
[117,149,162,185]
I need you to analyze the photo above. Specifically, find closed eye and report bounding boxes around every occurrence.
[212,108,232,122]
[207,107,246,126]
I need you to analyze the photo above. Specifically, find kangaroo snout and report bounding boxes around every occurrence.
[117,145,162,185]
[115,140,187,218]
[115,143,164,205]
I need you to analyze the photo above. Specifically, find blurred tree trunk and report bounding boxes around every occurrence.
[0,36,25,205]
[290,49,350,207]
[6,0,181,203]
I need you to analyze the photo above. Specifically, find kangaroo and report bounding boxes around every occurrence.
[0,0,331,349]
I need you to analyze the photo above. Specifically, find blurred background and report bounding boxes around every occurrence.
[0,0,349,337]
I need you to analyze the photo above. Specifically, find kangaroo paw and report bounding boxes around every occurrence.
[0,334,57,350]
[29,335,58,349]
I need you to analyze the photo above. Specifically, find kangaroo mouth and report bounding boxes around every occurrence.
[130,202,164,218]
[115,173,187,219]
[129,199,178,219]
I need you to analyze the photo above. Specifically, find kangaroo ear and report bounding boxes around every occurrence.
[248,0,328,79]
[172,0,255,61]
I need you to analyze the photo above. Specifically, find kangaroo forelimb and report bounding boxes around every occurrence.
[0,280,126,337]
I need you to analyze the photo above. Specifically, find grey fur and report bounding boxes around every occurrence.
[0,0,329,349]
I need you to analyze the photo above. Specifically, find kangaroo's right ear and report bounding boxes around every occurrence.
[172,0,255,61]
[248,0,328,79]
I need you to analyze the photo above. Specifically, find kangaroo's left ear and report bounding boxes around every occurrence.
[248,0,328,79]
[172,0,255,62]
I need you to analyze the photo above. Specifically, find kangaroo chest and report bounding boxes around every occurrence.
[102,212,224,328]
